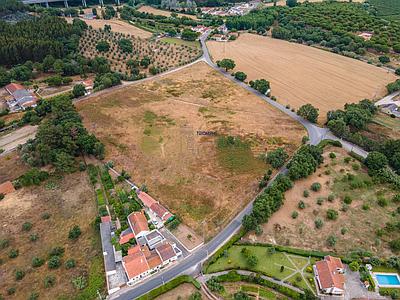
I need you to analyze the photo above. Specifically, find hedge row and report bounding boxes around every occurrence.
[216,270,303,299]
[137,275,200,300]
[317,139,342,149]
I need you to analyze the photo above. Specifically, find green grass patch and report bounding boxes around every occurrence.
[96,189,105,206]
[372,265,399,273]
[216,136,265,174]
[161,37,200,48]
[241,285,258,293]
[140,136,160,154]
[207,245,295,280]
[74,255,106,300]
[259,287,276,299]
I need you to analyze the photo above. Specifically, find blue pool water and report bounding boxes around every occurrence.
[376,274,400,286]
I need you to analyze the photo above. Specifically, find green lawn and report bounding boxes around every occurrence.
[96,189,105,206]
[206,245,317,293]
[161,37,201,48]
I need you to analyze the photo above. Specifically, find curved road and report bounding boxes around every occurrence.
[109,32,368,300]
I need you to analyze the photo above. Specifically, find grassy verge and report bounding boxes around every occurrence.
[161,37,201,48]
[137,275,200,300]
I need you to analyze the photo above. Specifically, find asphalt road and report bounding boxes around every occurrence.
[109,32,369,300]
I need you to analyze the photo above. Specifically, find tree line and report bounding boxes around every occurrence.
[243,145,324,232]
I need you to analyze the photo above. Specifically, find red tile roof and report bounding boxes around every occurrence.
[119,232,135,245]
[5,83,24,94]
[137,191,157,208]
[150,203,170,221]
[156,243,176,262]
[123,249,149,280]
[0,181,15,195]
[128,245,141,255]
[315,256,345,291]
[128,211,149,236]
[101,216,111,223]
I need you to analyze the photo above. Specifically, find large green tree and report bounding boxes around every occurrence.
[297,104,319,123]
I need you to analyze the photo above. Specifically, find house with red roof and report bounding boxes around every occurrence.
[127,210,150,239]
[314,256,345,295]
[5,83,38,111]
[137,191,174,228]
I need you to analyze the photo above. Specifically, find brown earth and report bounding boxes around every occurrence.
[0,171,102,299]
[137,6,198,20]
[207,33,396,124]
[0,152,29,183]
[65,17,153,38]
[77,61,305,238]
[246,146,400,257]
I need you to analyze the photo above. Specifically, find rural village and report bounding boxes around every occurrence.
[2,0,400,299]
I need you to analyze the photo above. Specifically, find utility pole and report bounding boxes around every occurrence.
[64,0,68,8]
[82,0,87,7]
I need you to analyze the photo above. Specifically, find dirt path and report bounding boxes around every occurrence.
[0,125,37,155]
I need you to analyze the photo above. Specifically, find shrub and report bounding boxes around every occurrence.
[291,211,299,219]
[30,233,39,242]
[15,269,25,280]
[22,222,32,231]
[343,196,352,204]
[349,261,360,271]
[311,182,321,192]
[378,197,388,207]
[316,197,324,205]
[41,212,50,220]
[328,194,335,202]
[341,227,348,235]
[7,287,16,295]
[44,275,56,288]
[344,157,351,164]
[303,190,309,197]
[65,259,76,269]
[315,218,324,229]
[247,255,258,267]
[266,148,288,169]
[49,246,64,257]
[28,292,39,300]
[393,195,400,203]
[390,239,400,252]
[9,249,19,259]
[0,238,9,249]
[68,225,81,240]
[0,193,4,200]
[352,163,360,171]
[326,209,338,220]
[48,256,61,269]
[32,257,45,268]
[362,204,370,210]
[327,235,337,247]
[298,200,305,209]
[329,152,336,159]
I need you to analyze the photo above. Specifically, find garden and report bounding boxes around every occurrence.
[206,245,316,292]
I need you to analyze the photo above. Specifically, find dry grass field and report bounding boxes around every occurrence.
[66,17,152,38]
[137,5,198,20]
[77,62,305,238]
[79,28,202,75]
[246,146,400,257]
[207,33,396,123]
[0,158,103,299]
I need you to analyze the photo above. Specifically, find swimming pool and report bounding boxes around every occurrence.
[375,273,400,287]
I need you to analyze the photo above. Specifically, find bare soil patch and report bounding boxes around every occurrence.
[0,171,102,299]
[246,146,400,257]
[171,223,203,251]
[0,152,29,183]
[207,33,396,123]
[66,17,152,38]
[137,6,198,20]
[77,61,305,238]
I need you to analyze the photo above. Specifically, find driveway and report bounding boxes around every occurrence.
[344,267,385,300]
